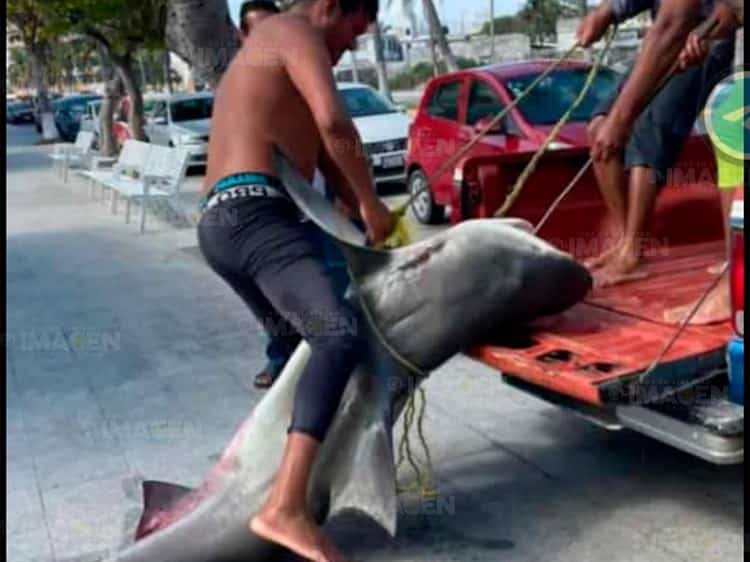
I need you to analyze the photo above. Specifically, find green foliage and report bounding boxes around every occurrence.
[36,0,168,55]
[518,0,580,45]
[480,15,530,36]
[387,57,479,90]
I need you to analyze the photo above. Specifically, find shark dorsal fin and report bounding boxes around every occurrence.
[135,481,194,541]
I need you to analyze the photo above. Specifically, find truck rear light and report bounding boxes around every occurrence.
[730,227,744,336]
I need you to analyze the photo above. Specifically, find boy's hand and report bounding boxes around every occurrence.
[360,198,397,245]
[576,5,613,47]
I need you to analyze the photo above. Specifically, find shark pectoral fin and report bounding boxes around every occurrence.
[325,419,399,537]
[135,481,194,541]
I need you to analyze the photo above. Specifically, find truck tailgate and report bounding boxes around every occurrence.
[469,240,733,406]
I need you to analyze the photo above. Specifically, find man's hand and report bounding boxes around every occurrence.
[678,32,710,69]
[360,197,397,245]
[679,2,740,69]
[576,4,614,47]
[591,114,631,162]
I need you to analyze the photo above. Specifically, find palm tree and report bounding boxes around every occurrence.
[388,0,458,73]
[373,23,393,101]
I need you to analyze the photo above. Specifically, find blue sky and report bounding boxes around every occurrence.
[227,0,526,33]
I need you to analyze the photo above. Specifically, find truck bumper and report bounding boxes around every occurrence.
[616,399,744,465]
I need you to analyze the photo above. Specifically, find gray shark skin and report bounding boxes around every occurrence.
[106,154,592,562]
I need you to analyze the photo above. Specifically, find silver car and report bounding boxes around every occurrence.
[145,92,213,166]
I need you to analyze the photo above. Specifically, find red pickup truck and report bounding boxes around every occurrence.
[407,62,744,464]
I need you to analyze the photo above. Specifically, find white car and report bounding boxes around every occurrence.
[79,100,102,138]
[145,92,213,166]
[338,82,411,186]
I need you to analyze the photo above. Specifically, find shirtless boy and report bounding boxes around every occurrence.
[198,1,394,560]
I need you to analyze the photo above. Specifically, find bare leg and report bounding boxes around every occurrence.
[708,188,737,273]
[595,166,659,288]
[585,117,628,270]
[663,275,731,325]
[664,187,737,325]
[251,433,349,562]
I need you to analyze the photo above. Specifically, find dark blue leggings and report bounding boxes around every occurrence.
[197,192,365,442]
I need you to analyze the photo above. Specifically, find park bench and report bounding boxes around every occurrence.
[81,140,190,233]
[79,139,152,203]
[48,131,112,183]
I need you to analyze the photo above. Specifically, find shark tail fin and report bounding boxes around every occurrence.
[321,417,399,537]
[134,481,194,541]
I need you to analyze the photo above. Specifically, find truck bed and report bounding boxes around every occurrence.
[470,240,732,406]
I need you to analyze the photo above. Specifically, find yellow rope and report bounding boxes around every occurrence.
[351,33,616,501]
[495,26,617,218]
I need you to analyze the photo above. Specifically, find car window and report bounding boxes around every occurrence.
[466,81,505,126]
[170,97,213,122]
[339,87,396,118]
[426,81,462,122]
[152,102,167,119]
[505,68,619,125]
[143,99,162,117]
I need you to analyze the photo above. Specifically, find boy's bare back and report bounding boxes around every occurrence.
[203,14,329,195]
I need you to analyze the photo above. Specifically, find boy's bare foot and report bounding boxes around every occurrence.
[584,242,622,270]
[663,280,731,325]
[250,507,349,562]
[593,249,647,288]
[707,261,728,275]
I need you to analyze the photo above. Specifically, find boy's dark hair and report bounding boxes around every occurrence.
[339,0,379,22]
[240,1,281,34]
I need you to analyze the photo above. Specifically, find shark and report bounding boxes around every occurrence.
[106,152,592,561]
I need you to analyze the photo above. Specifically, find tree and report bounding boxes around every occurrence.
[388,0,458,74]
[373,23,393,101]
[39,0,169,141]
[8,0,60,140]
[7,48,32,92]
[164,0,240,89]
[519,0,580,46]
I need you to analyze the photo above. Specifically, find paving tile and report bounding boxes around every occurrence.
[43,476,134,562]
[6,526,54,562]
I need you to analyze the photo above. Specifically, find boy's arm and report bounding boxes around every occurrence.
[592,0,702,162]
[279,17,393,242]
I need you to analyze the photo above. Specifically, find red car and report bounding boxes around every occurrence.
[405,60,620,224]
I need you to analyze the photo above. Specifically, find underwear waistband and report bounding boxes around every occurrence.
[213,172,284,194]
[200,172,291,212]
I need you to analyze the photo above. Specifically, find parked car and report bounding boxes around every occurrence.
[337,82,411,187]
[144,92,213,167]
[6,101,35,124]
[79,99,102,139]
[405,60,620,223]
[53,94,103,142]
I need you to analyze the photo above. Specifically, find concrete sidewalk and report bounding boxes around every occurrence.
[6,124,743,562]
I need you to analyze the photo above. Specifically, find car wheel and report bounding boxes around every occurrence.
[408,168,444,225]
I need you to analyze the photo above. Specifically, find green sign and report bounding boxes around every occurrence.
[704,71,748,162]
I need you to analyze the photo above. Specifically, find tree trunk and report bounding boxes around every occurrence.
[29,42,58,141]
[422,0,458,72]
[113,54,146,141]
[351,52,360,82]
[164,50,174,93]
[99,75,124,156]
[165,0,240,89]
[489,0,495,62]
[97,45,121,156]
[373,24,393,101]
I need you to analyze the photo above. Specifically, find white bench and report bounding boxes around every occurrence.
[48,131,109,182]
[79,139,152,203]
[82,141,190,233]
